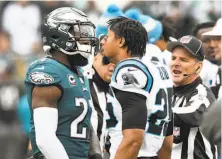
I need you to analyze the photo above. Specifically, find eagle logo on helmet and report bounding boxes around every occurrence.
[41,7,98,62]
[30,72,54,84]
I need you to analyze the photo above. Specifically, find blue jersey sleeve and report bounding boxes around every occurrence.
[25,59,61,86]
[110,59,153,96]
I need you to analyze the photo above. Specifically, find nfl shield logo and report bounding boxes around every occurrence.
[180,36,192,44]
[68,75,76,86]
[173,126,180,137]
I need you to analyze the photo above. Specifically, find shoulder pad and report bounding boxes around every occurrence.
[110,59,153,94]
[25,62,61,86]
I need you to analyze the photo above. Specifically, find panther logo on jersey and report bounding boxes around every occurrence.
[30,72,54,84]
[122,73,139,85]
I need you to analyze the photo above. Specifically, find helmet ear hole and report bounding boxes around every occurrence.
[66,41,76,50]
[66,42,73,48]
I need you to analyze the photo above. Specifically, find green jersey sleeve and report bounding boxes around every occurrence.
[25,63,61,86]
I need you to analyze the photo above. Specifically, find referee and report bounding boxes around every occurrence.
[86,52,115,154]
[167,35,217,159]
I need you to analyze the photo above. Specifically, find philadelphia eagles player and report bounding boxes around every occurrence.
[25,7,101,159]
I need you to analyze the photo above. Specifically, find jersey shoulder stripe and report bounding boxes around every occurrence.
[112,58,153,92]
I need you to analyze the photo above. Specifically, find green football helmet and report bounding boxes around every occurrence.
[42,7,98,59]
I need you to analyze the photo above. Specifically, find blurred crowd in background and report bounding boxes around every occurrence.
[0,0,220,80]
[0,0,220,158]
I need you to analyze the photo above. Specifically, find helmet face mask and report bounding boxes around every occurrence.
[42,7,98,59]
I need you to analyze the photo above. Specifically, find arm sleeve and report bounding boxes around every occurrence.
[34,107,69,159]
[115,90,147,130]
[173,91,213,127]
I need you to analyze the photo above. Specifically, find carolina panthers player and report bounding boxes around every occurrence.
[101,16,172,159]
[25,8,102,159]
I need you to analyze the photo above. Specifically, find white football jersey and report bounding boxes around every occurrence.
[200,59,219,87]
[106,58,172,158]
[144,44,172,68]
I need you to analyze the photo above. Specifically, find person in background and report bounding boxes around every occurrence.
[167,35,217,159]
[201,100,221,159]
[192,21,216,63]
[124,8,163,64]
[86,52,115,154]
[0,58,26,159]
[2,1,41,56]
[203,18,222,66]
[203,18,222,99]
[17,94,31,157]
[192,22,219,90]
[96,4,124,37]
[125,8,176,66]
[0,31,11,57]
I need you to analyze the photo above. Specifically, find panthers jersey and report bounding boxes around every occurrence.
[25,57,92,159]
[106,58,172,158]
[144,44,172,67]
[200,59,219,87]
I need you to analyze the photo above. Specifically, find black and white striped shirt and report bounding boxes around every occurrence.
[171,77,217,159]
[89,67,110,151]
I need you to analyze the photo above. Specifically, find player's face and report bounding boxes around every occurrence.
[100,29,121,64]
[170,47,201,86]
[93,53,115,82]
[198,27,215,61]
[204,36,221,61]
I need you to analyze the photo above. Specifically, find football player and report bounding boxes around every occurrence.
[25,7,101,159]
[101,16,172,159]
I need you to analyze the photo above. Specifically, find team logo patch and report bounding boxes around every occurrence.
[122,73,139,85]
[30,72,54,84]
[68,74,76,86]
[173,126,180,137]
[180,36,192,44]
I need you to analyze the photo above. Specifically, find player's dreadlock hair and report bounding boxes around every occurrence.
[107,16,147,58]
[191,21,215,37]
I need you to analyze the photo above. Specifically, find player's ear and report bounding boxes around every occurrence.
[119,37,125,48]
[196,61,203,74]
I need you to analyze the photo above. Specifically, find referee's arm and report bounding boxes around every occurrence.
[173,92,211,127]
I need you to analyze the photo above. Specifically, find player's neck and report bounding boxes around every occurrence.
[51,52,71,68]
[155,39,166,51]
[114,50,131,64]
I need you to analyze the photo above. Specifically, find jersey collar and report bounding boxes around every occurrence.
[173,77,202,97]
